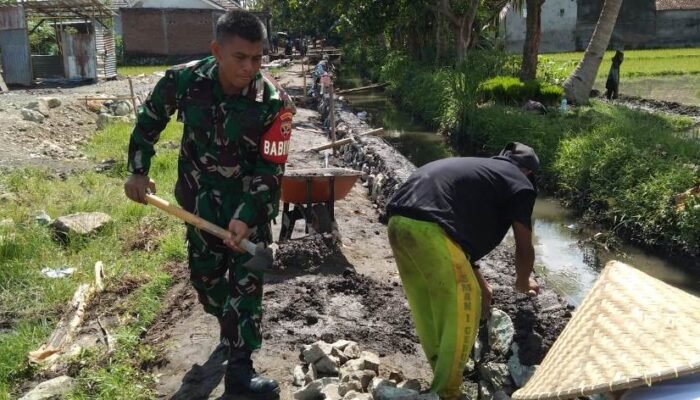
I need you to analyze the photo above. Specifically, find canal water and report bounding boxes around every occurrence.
[337,74,699,306]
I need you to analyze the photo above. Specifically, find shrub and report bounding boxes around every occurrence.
[478,76,563,105]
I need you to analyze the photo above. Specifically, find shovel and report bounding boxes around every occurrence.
[144,194,275,273]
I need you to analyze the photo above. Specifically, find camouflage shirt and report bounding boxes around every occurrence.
[127,57,294,227]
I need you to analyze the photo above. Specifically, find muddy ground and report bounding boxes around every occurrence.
[0,74,159,170]
[11,61,689,399]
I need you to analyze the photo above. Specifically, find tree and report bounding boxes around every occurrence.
[427,0,480,62]
[519,0,544,81]
[563,0,624,104]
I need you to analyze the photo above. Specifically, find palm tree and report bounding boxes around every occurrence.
[563,0,624,104]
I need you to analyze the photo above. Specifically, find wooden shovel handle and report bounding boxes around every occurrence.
[145,194,231,240]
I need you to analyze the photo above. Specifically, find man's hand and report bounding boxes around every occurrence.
[124,174,156,204]
[474,267,493,320]
[515,276,540,297]
[225,219,250,253]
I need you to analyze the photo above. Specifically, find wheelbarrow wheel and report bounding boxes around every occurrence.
[311,204,333,233]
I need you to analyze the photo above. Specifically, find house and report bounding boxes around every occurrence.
[500,0,700,53]
[0,1,116,86]
[118,0,273,60]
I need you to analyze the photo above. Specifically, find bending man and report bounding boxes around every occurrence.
[386,142,541,399]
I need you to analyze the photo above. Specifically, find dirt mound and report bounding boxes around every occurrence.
[264,271,419,357]
[273,234,342,272]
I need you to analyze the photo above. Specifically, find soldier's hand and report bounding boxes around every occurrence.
[225,219,250,253]
[124,174,156,204]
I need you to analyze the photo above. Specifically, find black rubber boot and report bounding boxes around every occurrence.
[224,349,280,400]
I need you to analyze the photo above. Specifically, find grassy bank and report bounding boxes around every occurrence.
[118,65,169,77]
[541,48,700,81]
[0,122,187,399]
[376,51,700,258]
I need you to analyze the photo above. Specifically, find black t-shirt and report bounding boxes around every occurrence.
[386,156,536,262]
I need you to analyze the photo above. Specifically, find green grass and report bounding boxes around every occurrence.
[0,121,187,399]
[118,65,169,77]
[540,48,700,81]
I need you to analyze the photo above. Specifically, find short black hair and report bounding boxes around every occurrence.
[216,10,265,43]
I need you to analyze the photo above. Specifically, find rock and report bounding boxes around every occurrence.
[112,100,132,117]
[97,113,131,130]
[370,173,385,199]
[27,99,50,116]
[370,378,396,397]
[51,212,112,236]
[480,380,493,400]
[397,379,421,392]
[19,376,74,400]
[342,392,372,400]
[478,362,511,390]
[465,358,475,373]
[343,342,361,359]
[86,99,105,112]
[321,383,342,400]
[21,108,45,123]
[294,377,339,400]
[379,364,404,382]
[305,362,319,384]
[341,370,376,390]
[0,192,18,202]
[339,358,365,377]
[303,341,334,364]
[360,351,380,373]
[41,97,62,109]
[462,381,479,400]
[488,308,514,355]
[315,354,340,375]
[293,365,308,387]
[375,385,420,400]
[331,339,354,351]
[331,346,349,365]
[34,211,53,225]
[473,336,483,362]
[338,380,363,397]
[508,343,537,388]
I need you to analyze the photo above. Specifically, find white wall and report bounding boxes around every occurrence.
[133,0,222,9]
[501,0,578,53]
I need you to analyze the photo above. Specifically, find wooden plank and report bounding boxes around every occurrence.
[305,128,384,152]
[336,83,388,94]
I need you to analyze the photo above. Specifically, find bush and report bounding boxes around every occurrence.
[478,76,563,105]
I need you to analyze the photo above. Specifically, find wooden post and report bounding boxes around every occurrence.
[329,82,337,156]
[0,60,8,92]
[128,77,137,118]
[302,56,307,104]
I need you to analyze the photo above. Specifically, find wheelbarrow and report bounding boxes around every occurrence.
[278,167,362,241]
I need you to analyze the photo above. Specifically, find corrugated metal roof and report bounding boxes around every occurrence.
[210,0,242,10]
[656,0,700,10]
[110,0,132,9]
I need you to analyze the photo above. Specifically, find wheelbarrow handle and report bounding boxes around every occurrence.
[144,194,257,255]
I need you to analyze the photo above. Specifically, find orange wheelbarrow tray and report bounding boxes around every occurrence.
[278,167,363,240]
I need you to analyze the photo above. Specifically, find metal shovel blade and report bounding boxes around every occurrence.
[243,246,276,273]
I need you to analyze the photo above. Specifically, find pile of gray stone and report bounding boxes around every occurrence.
[95,99,136,130]
[292,340,434,400]
[21,97,62,124]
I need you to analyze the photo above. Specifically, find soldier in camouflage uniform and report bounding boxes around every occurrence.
[124,10,293,399]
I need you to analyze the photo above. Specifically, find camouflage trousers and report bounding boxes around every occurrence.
[183,187,272,352]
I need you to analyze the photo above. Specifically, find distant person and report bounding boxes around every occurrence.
[605,50,624,100]
[284,40,293,56]
[385,142,541,399]
[271,34,278,54]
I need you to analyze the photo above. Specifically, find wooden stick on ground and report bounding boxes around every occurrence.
[28,283,96,364]
[306,128,384,152]
[336,83,388,94]
[128,77,138,118]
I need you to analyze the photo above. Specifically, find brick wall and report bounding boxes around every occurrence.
[123,8,222,57]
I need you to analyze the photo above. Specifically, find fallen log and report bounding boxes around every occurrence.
[305,128,384,152]
[336,83,388,94]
